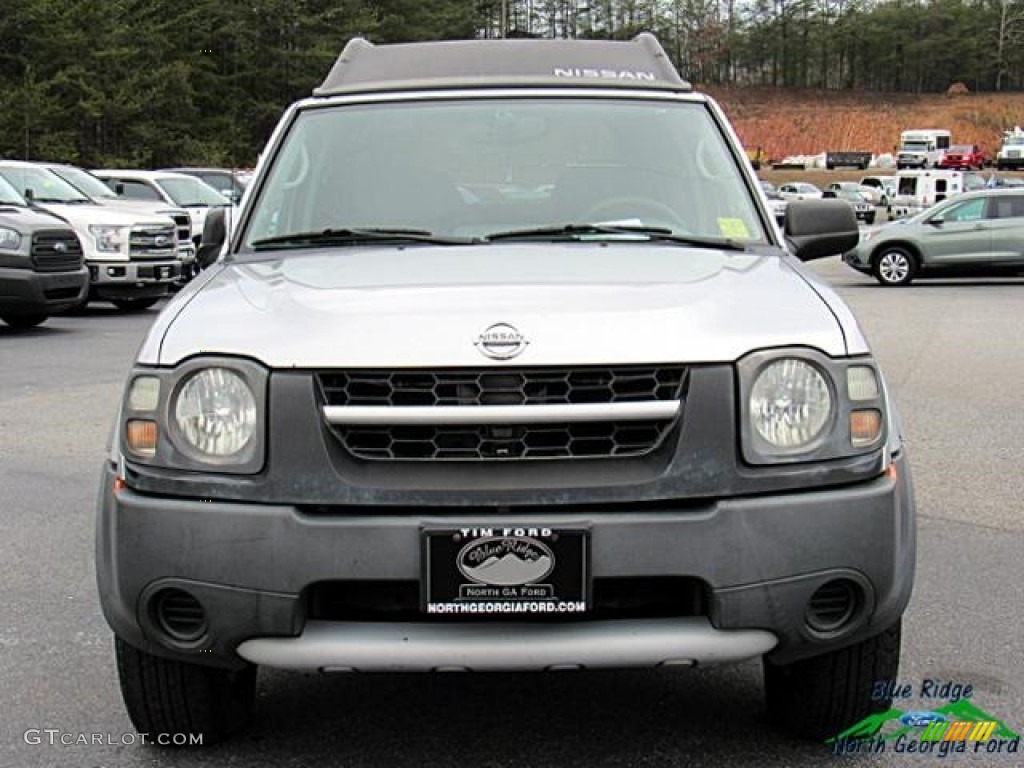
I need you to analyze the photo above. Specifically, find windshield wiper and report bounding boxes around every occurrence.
[251,227,476,250]
[484,223,747,251]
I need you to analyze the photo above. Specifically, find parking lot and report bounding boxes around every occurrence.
[1,256,1022,767]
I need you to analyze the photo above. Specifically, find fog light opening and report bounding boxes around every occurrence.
[152,588,208,643]
[805,579,862,635]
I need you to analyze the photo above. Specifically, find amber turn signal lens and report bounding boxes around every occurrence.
[126,419,158,457]
[850,409,882,447]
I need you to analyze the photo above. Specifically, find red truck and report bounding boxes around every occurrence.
[938,144,987,170]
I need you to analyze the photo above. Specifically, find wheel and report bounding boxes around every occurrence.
[0,313,47,329]
[579,197,687,230]
[872,246,917,286]
[111,298,159,312]
[826,163,834,171]
[115,637,256,745]
[764,620,902,741]
[864,212,876,225]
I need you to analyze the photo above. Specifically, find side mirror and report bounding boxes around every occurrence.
[928,216,944,226]
[822,190,837,198]
[784,199,859,261]
[24,188,34,202]
[196,207,227,270]
[114,182,125,195]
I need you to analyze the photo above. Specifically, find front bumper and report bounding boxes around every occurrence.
[97,455,915,671]
[842,251,872,274]
[88,260,180,298]
[0,265,89,315]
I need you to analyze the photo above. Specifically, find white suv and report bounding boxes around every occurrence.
[98,34,915,746]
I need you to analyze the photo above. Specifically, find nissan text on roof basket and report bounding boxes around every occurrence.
[97,33,915,746]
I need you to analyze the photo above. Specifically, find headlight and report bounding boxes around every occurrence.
[119,359,266,473]
[0,226,22,250]
[749,359,832,451]
[739,350,888,464]
[174,368,257,457]
[89,224,129,253]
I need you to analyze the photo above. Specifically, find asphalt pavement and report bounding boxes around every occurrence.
[1,263,1022,767]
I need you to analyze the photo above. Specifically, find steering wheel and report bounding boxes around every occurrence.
[579,196,688,230]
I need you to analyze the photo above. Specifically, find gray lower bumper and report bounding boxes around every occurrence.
[236,618,777,672]
[0,265,89,314]
[97,456,915,670]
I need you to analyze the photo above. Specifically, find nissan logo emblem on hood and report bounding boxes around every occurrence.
[474,322,528,360]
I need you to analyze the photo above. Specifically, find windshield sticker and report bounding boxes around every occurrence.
[717,218,750,239]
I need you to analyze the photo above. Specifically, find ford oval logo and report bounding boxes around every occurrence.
[53,241,67,253]
[457,536,554,586]
[474,322,528,360]
[154,235,170,247]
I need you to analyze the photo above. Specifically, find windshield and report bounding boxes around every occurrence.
[0,165,91,203]
[243,97,767,249]
[901,142,930,152]
[0,175,26,204]
[158,177,229,207]
[49,166,118,199]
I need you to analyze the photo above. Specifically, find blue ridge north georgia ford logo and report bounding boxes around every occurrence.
[457,536,554,586]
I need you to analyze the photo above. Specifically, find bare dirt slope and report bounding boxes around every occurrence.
[706,86,1024,162]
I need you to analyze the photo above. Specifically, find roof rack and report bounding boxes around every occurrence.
[314,33,692,97]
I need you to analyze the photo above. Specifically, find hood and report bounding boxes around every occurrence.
[33,202,173,229]
[146,244,854,367]
[93,197,187,218]
[0,204,75,230]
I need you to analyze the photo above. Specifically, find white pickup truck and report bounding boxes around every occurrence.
[0,160,181,310]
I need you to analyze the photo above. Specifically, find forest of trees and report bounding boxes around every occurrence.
[2,0,1024,167]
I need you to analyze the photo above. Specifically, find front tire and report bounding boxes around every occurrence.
[873,246,917,286]
[764,620,902,741]
[115,637,257,745]
[0,313,47,329]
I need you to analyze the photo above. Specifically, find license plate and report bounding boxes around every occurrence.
[423,526,589,616]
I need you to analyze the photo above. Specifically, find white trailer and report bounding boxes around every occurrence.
[889,169,963,218]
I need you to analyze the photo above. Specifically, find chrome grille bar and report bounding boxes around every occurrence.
[324,401,679,426]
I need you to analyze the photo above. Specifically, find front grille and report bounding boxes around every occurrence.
[31,230,83,272]
[169,214,191,243]
[318,366,687,461]
[320,367,687,407]
[129,226,177,260]
[342,420,672,460]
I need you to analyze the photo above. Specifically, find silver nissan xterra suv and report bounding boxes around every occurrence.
[97,34,916,744]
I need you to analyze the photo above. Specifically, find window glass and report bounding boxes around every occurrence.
[117,180,164,201]
[244,98,767,247]
[987,195,1024,219]
[158,177,229,207]
[942,198,986,221]
[0,165,90,203]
